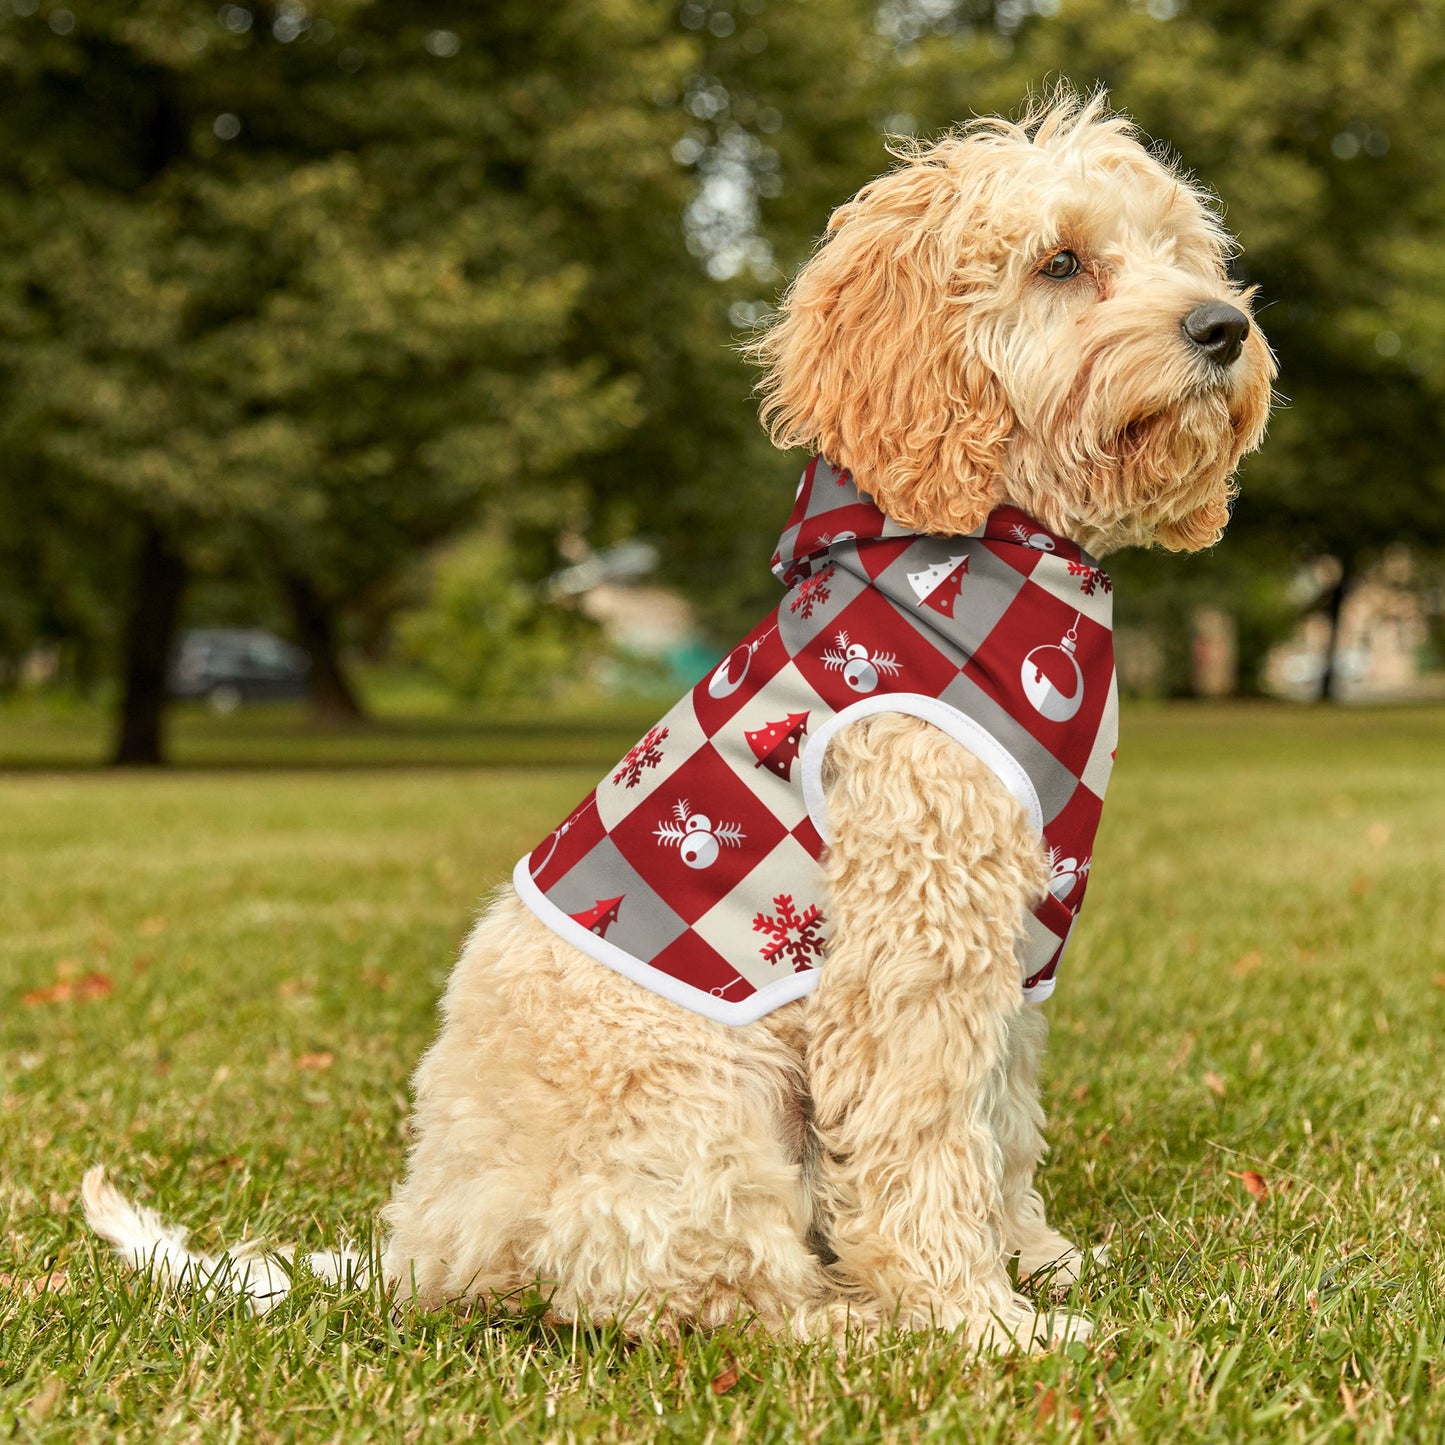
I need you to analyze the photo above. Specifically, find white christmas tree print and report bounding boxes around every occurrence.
[822,631,902,694]
[753,894,826,971]
[906,553,969,616]
[612,725,669,788]
[653,799,746,870]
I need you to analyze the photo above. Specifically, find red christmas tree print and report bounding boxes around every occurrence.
[746,711,810,780]
[907,554,969,616]
[753,894,826,971]
[570,896,623,937]
[788,564,835,620]
[612,725,669,788]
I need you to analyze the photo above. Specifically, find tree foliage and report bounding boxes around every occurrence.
[2,0,1442,735]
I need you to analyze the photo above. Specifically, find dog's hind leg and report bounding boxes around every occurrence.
[805,713,1090,1350]
[383,893,834,1338]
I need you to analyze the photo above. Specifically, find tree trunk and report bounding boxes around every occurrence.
[112,524,187,766]
[281,571,366,725]
[1317,556,1355,703]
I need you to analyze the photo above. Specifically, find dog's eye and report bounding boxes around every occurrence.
[1040,250,1081,280]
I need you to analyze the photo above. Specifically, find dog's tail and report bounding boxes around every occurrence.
[81,1165,368,1315]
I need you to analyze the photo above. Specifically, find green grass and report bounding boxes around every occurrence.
[2,702,1443,1442]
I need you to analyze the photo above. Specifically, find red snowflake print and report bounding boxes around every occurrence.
[1067,560,1113,596]
[788,564,835,620]
[753,894,827,971]
[612,725,669,788]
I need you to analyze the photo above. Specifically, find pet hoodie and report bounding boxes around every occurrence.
[514,456,1118,1026]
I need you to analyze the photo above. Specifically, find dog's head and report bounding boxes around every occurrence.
[750,90,1275,555]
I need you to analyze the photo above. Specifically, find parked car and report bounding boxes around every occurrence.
[169,629,310,712]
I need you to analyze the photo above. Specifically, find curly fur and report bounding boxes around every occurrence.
[85,87,1273,1353]
[747,90,1273,554]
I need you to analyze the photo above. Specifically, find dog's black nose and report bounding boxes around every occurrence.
[1182,302,1250,367]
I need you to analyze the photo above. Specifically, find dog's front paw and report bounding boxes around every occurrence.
[1018,1240,1110,1294]
[972,1294,1093,1353]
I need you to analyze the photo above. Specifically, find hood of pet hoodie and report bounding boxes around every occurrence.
[513,456,1119,1025]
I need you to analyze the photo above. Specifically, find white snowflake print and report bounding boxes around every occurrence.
[653,798,746,870]
[788,564,835,620]
[822,630,901,695]
[612,724,669,789]
[1066,560,1113,596]
[753,894,827,971]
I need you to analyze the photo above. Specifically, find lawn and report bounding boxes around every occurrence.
[2,701,1443,1442]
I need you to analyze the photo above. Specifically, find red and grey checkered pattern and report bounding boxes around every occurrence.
[513,457,1118,1026]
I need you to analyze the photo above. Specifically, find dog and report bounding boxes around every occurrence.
[85,89,1273,1351]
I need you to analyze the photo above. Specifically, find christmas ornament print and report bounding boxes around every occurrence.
[529,794,597,880]
[707,625,777,700]
[1021,616,1086,723]
[822,631,901,694]
[515,455,1117,1026]
[653,799,746,870]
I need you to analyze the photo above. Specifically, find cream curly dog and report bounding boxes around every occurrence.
[85,92,1273,1351]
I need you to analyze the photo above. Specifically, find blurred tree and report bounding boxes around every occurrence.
[0,0,904,754]
[0,0,693,758]
[395,530,596,705]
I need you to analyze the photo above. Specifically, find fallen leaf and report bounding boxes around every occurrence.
[1034,1385,1058,1424]
[295,1051,334,1071]
[1204,1070,1227,1098]
[21,972,113,1007]
[0,1268,70,1299]
[1070,1083,1090,1102]
[1228,1169,1268,1201]
[1232,950,1263,977]
[711,1357,740,1396]
[1433,974,1445,990]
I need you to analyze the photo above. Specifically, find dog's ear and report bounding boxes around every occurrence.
[748,152,1012,536]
